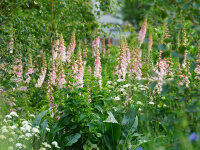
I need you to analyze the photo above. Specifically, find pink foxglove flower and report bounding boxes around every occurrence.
[15,58,23,78]
[35,68,47,87]
[115,39,130,80]
[66,32,76,63]
[57,66,66,88]
[148,34,153,55]
[53,39,59,60]
[50,63,57,85]
[94,48,102,88]
[92,36,100,56]
[72,54,84,88]
[35,55,47,87]
[59,35,66,62]
[138,20,147,47]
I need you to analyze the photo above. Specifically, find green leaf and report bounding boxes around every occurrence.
[103,111,118,123]
[33,110,48,126]
[65,133,81,146]
[40,119,48,140]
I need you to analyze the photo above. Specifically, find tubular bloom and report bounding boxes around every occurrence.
[59,35,66,62]
[66,32,76,63]
[115,38,130,80]
[15,58,23,78]
[138,19,147,47]
[47,79,55,117]
[129,50,142,80]
[153,51,173,93]
[35,55,47,87]
[148,34,153,56]
[25,55,34,83]
[50,63,57,85]
[72,53,84,88]
[92,36,100,56]
[53,39,59,60]
[57,65,66,88]
[94,48,102,88]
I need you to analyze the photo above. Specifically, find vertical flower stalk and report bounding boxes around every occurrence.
[115,38,130,80]
[15,57,23,78]
[148,34,153,56]
[66,32,76,63]
[50,61,57,85]
[138,19,147,47]
[129,48,142,80]
[194,49,200,80]
[94,48,102,88]
[182,30,187,68]
[59,35,66,62]
[25,54,34,83]
[35,54,47,87]
[92,36,100,57]
[72,52,84,88]
[57,65,66,88]
[47,79,54,117]
[53,39,59,60]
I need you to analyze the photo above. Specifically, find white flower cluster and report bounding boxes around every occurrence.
[0,112,59,149]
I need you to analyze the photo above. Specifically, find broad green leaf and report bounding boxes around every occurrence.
[33,110,48,126]
[65,133,81,146]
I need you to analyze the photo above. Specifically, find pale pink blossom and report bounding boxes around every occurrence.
[59,35,66,62]
[138,20,147,47]
[94,48,102,88]
[66,32,76,63]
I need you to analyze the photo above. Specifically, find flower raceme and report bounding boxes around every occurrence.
[66,32,76,63]
[59,35,66,62]
[94,48,102,88]
[138,19,147,47]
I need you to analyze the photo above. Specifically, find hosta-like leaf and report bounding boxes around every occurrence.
[65,133,81,146]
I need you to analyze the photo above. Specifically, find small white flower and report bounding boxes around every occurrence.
[5,115,12,119]
[8,146,13,150]
[149,101,154,105]
[46,128,50,132]
[42,142,51,148]
[2,128,8,133]
[114,96,120,101]
[117,79,124,82]
[29,114,35,118]
[39,148,46,150]
[122,84,131,88]
[138,108,142,111]
[0,135,6,140]
[8,138,14,142]
[25,133,32,137]
[11,131,15,135]
[1,126,7,130]
[118,88,125,92]
[19,135,25,139]
[10,125,17,130]
[106,81,112,85]
[16,143,22,149]
[32,127,40,133]
[22,121,29,125]
[52,141,60,149]
[133,87,137,90]
[136,101,143,105]
[10,111,18,117]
